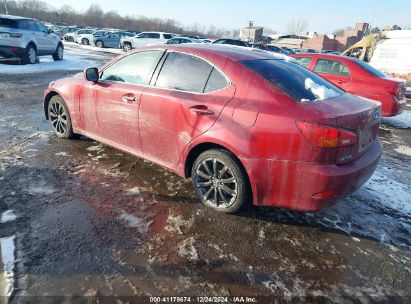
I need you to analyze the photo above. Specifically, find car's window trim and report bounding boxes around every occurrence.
[151,50,232,95]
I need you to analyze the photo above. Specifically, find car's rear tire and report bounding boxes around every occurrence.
[122,42,132,52]
[52,44,64,61]
[95,40,104,48]
[48,95,76,139]
[82,38,89,45]
[191,149,250,214]
[23,44,37,64]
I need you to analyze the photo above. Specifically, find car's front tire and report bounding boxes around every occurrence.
[82,38,90,45]
[95,40,104,48]
[52,44,64,61]
[191,149,250,214]
[48,95,76,139]
[122,42,132,52]
[23,44,37,64]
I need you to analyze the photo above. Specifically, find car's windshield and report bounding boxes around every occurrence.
[242,59,344,101]
[355,59,387,78]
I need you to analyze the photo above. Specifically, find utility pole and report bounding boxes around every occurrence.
[4,0,8,15]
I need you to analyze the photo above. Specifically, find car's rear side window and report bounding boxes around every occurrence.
[204,68,230,93]
[295,57,312,68]
[242,59,344,102]
[313,58,350,76]
[163,34,173,39]
[155,52,213,93]
[0,18,18,28]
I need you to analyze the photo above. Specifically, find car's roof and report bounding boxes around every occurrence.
[292,53,357,62]
[137,44,290,62]
[0,14,33,20]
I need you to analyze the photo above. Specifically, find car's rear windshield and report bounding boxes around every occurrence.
[241,59,344,102]
[355,59,387,78]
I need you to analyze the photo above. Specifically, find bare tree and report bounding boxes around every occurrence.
[286,18,308,36]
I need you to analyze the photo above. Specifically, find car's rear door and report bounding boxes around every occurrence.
[79,50,165,152]
[139,51,235,168]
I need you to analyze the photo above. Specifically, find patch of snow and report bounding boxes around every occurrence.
[177,237,198,261]
[64,41,124,55]
[86,145,104,152]
[394,145,411,156]
[1,210,16,224]
[126,187,141,196]
[358,171,411,215]
[0,235,16,297]
[304,78,339,101]
[382,110,411,129]
[55,152,70,157]
[0,54,96,74]
[118,209,151,233]
[26,182,56,195]
[166,214,191,235]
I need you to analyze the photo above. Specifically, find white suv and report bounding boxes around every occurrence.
[120,32,177,51]
[0,14,63,64]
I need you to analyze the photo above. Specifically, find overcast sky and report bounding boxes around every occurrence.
[45,0,411,33]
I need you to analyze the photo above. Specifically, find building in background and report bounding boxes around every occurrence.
[240,21,264,43]
[302,22,369,52]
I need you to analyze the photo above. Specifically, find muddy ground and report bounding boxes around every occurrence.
[0,45,410,303]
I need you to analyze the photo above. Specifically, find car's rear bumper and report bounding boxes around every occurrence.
[0,45,25,58]
[382,95,406,117]
[243,139,382,212]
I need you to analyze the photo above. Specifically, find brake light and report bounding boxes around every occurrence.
[296,121,357,148]
[387,83,405,98]
[10,33,22,38]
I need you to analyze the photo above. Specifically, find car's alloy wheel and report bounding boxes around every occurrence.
[123,43,131,52]
[82,38,89,45]
[53,45,63,61]
[96,40,103,48]
[48,95,75,139]
[24,46,36,64]
[192,149,249,213]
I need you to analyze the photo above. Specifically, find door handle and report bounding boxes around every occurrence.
[121,95,139,103]
[337,80,347,84]
[190,105,214,116]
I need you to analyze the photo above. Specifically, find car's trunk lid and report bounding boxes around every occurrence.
[312,94,381,164]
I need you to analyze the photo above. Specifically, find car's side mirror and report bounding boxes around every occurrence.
[47,28,53,34]
[85,67,99,82]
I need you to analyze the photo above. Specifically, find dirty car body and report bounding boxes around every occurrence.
[44,45,383,213]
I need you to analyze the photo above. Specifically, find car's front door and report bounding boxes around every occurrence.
[79,50,165,152]
[312,58,353,91]
[139,51,235,168]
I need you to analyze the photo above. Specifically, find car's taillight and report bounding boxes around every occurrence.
[10,33,22,38]
[296,121,357,148]
[387,83,406,99]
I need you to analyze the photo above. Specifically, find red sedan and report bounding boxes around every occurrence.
[292,53,406,117]
[44,45,382,213]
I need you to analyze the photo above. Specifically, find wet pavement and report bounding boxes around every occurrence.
[0,46,410,303]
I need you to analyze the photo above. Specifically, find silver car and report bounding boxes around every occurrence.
[0,14,63,64]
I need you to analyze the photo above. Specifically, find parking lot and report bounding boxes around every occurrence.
[0,42,410,302]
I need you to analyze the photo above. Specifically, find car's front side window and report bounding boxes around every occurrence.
[100,50,164,85]
[155,52,214,93]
